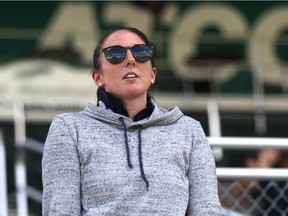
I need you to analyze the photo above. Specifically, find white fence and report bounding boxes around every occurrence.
[210,137,288,216]
[0,102,287,215]
[209,137,288,180]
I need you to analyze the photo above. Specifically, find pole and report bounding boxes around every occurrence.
[207,100,223,161]
[0,130,8,216]
[13,102,28,216]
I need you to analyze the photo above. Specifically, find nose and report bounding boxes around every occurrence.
[125,49,136,66]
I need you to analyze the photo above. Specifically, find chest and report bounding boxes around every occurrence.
[76,123,192,201]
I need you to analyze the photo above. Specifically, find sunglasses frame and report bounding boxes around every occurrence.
[101,44,154,65]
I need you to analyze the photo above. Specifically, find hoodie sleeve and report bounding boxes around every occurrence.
[42,116,81,216]
[186,121,222,216]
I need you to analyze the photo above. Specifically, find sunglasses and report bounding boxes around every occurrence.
[101,44,154,64]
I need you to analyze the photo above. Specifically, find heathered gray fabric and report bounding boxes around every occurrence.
[42,101,221,216]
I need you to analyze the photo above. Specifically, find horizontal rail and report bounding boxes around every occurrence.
[208,137,288,149]
[26,138,44,154]
[27,186,42,203]
[217,168,288,180]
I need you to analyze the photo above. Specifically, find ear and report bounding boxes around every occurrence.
[151,67,157,83]
[91,70,103,87]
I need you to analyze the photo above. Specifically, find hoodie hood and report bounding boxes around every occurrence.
[81,100,184,129]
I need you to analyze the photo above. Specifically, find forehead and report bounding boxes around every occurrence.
[102,30,146,48]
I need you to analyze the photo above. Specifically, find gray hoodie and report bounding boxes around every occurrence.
[42,101,221,215]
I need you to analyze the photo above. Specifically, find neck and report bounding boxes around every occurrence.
[122,96,147,119]
[99,90,153,121]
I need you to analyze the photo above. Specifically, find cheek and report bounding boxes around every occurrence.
[145,66,155,79]
[101,66,120,82]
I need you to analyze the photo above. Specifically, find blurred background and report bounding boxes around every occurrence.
[0,1,287,215]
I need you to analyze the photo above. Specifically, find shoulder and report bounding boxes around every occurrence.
[175,114,208,139]
[52,104,95,124]
[51,111,82,124]
[177,113,202,127]
[48,109,92,135]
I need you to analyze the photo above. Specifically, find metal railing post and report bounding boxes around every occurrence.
[13,102,28,216]
[250,41,267,135]
[0,130,8,216]
[207,100,223,161]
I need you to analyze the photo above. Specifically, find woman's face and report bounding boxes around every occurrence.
[92,30,157,101]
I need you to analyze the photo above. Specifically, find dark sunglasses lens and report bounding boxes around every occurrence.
[104,46,126,64]
[131,45,153,62]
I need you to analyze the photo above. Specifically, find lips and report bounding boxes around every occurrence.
[123,72,138,79]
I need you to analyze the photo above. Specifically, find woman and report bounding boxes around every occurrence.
[42,27,221,215]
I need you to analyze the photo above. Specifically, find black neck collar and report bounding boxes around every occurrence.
[99,90,154,121]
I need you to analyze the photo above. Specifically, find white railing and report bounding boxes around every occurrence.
[216,167,288,180]
[13,102,44,216]
[14,102,29,216]
[208,137,288,180]
[10,101,288,215]
[208,136,288,149]
[0,130,8,216]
